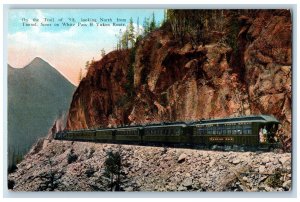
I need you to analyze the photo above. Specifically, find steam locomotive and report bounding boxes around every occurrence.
[54,115,281,151]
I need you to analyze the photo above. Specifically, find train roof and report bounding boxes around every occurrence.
[116,126,143,130]
[95,128,115,131]
[144,123,187,129]
[196,115,280,125]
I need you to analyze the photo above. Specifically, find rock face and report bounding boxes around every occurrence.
[8,140,292,192]
[66,50,131,129]
[65,10,291,142]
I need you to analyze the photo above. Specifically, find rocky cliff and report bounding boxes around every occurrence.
[65,10,291,140]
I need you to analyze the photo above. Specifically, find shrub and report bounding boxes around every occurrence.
[102,149,124,191]
[85,166,95,177]
[67,149,78,164]
[265,168,283,188]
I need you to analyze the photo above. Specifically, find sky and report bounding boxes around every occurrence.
[8,9,164,86]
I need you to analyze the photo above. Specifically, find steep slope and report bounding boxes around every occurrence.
[8,140,291,191]
[8,57,76,170]
[66,10,291,141]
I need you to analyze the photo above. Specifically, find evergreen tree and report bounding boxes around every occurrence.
[128,17,135,48]
[101,48,106,58]
[150,12,156,31]
[121,29,129,49]
[78,68,83,83]
[85,61,90,70]
[136,17,140,37]
[102,149,124,191]
[143,17,150,35]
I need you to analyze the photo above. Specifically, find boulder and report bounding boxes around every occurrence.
[282,180,291,190]
[177,185,187,191]
[279,156,290,165]
[209,159,216,167]
[262,156,270,164]
[178,153,187,163]
[259,165,266,174]
[182,177,193,187]
[232,158,240,164]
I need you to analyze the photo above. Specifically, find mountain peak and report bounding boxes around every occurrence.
[29,57,48,67]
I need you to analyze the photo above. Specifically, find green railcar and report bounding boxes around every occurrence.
[192,115,280,150]
[115,127,143,144]
[143,124,189,145]
[65,130,95,141]
[95,128,115,143]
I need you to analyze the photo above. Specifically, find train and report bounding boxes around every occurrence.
[54,115,282,151]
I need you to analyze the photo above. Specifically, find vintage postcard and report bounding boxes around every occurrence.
[6,8,292,193]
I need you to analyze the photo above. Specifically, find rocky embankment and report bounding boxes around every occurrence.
[8,140,291,192]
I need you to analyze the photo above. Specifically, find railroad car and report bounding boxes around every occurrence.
[66,129,95,141]
[115,126,143,144]
[143,123,191,146]
[95,128,115,143]
[192,115,280,150]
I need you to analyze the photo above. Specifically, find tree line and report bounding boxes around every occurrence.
[166,9,257,46]
[78,12,162,83]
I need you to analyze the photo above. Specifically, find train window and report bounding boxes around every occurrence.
[243,125,252,135]
[207,128,212,135]
[232,125,237,135]
[225,125,230,135]
[216,126,220,135]
[218,126,224,135]
[221,126,226,134]
[236,125,242,135]
[199,128,205,135]
[212,126,217,135]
